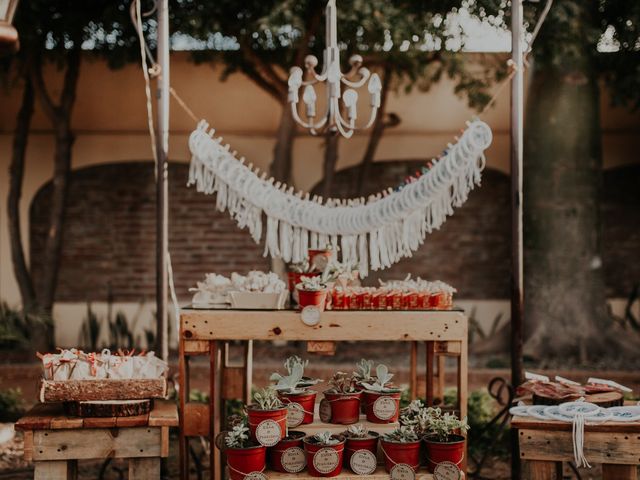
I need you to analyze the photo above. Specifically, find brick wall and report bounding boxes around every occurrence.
[30,162,639,302]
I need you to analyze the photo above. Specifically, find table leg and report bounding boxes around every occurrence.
[426,341,434,406]
[602,464,638,480]
[179,338,189,479]
[210,341,222,480]
[129,457,161,479]
[522,460,561,479]
[436,355,446,402]
[410,342,418,400]
[34,460,77,480]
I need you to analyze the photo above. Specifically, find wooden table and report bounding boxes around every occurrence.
[15,400,178,480]
[179,308,469,480]
[512,414,640,479]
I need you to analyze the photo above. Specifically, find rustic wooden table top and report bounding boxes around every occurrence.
[15,399,178,431]
[512,413,640,433]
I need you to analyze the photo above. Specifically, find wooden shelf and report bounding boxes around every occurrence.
[266,467,435,480]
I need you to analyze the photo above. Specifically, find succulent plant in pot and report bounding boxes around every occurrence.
[296,275,329,310]
[288,260,321,302]
[246,387,288,447]
[303,431,346,477]
[322,372,362,425]
[342,424,380,474]
[380,426,421,473]
[271,356,319,426]
[216,420,267,480]
[422,407,469,472]
[360,364,402,423]
[308,244,336,272]
[269,430,307,474]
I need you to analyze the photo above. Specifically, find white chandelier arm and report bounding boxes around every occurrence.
[340,69,371,89]
[334,101,378,132]
[290,102,329,130]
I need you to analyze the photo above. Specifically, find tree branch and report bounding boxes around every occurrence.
[238,40,287,95]
[293,0,325,67]
[29,54,59,123]
[240,63,284,102]
[60,49,81,114]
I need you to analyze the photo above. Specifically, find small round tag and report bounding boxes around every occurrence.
[319,398,332,423]
[433,461,462,480]
[280,446,306,473]
[286,403,305,428]
[390,463,415,480]
[244,472,267,480]
[301,306,321,326]
[372,396,397,420]
[349,449,377,475]
[255,419,282,447]
[312,447,340,474]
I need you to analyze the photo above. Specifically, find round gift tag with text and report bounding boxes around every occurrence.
[390,463,415,480]
[319,398,332,423]
[255,419,281,447]
[312,447,340,474]
[301,306,321,326]
[349,449,377,475]
[281,446,306,473]
[244,472,267,480]
[434,461,462,480]
[286,403,305,428]
[373,396,397,420]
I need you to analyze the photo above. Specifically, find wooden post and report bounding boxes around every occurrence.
[178,335,189,479]
[410,342,418,399]
[34,460,77,480]
[426,341,434,406]
[155,0,170,361]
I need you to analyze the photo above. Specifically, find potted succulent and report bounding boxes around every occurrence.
[269,430,307,473]
[342,424,380,475]
[308,244,336,271]
[422,407,469,472]
[271,356,319,426]
[380,426,421,473]
[296,275,330,311]
[287,261,321,301]
[246,387,288,447]
[323,372,362,425]
[217,420,267,480]
[353,359,375,413]
[360,364,402,423]
[303,431,346,477]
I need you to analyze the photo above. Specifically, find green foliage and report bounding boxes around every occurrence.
[252,387,284,410]
[0,302,50,350]
[383,425,419,443]
[345,424,369,438]
[313,431,340,445]
[361,364,399,392]
[224,422,251,448]
[0,388,25,422]
[425,407,470,442]
[327,371,357,394]
[353,358,375,383]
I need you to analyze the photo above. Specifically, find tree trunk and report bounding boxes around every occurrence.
[321,133,340,198]
[523,60,611,362]
[270,105,296,184]
[357,66,396,196]
[7,77,37,311]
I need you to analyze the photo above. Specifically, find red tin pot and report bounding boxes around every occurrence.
[269,431,306,473]
[423,434,465,472]
[308,249,333,270]
[247,405,288,447]
[279,390,317,425]
[226,444,266,480]
[288,271,321,297]
[343,432,379,473]
[380,439,421,473]
[303,435,345,477]
[297,288,328,311]
[323,391,362,425]
[362,390,401,423]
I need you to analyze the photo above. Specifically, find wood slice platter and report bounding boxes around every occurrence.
[533,390,624,407]
[63,399,152,418]
[40,378,167,403]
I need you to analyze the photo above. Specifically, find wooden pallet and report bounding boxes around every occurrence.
[179,309,469,480]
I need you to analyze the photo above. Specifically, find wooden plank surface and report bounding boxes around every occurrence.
[602,464,638,480]
[266,467,435,480]
[15,403,60,431]
[40,378,167,403]
[34,460,77,480]
[518,428,640,464]
[512,414,640,433]
[148,400,179,427]
[33,427,162,461]
[181,310,466,341]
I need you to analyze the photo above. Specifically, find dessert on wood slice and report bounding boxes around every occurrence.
[63,399,152,418]
[532,390,624,407]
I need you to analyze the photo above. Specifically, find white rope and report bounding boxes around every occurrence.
[572,413,591,468]
[187,119,492,275]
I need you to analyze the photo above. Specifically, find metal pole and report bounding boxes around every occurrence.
[510,1,524,478]
[155,0,169,361]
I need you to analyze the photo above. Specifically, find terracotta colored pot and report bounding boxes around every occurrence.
[380,439,421,473]
[308,249,333,270]
[343,432,379,473]
[269,431,306,473]
[362,390,401,423]
[279,390,317,425]
[247,405,288,447]
[423,434,465,472]
[288,271,321,299]
[303,435,345,477]
[226,444,266,480]
[323,391,361,424]
[297,288,328,311]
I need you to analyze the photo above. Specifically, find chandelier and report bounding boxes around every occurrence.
[287,0,382,138]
